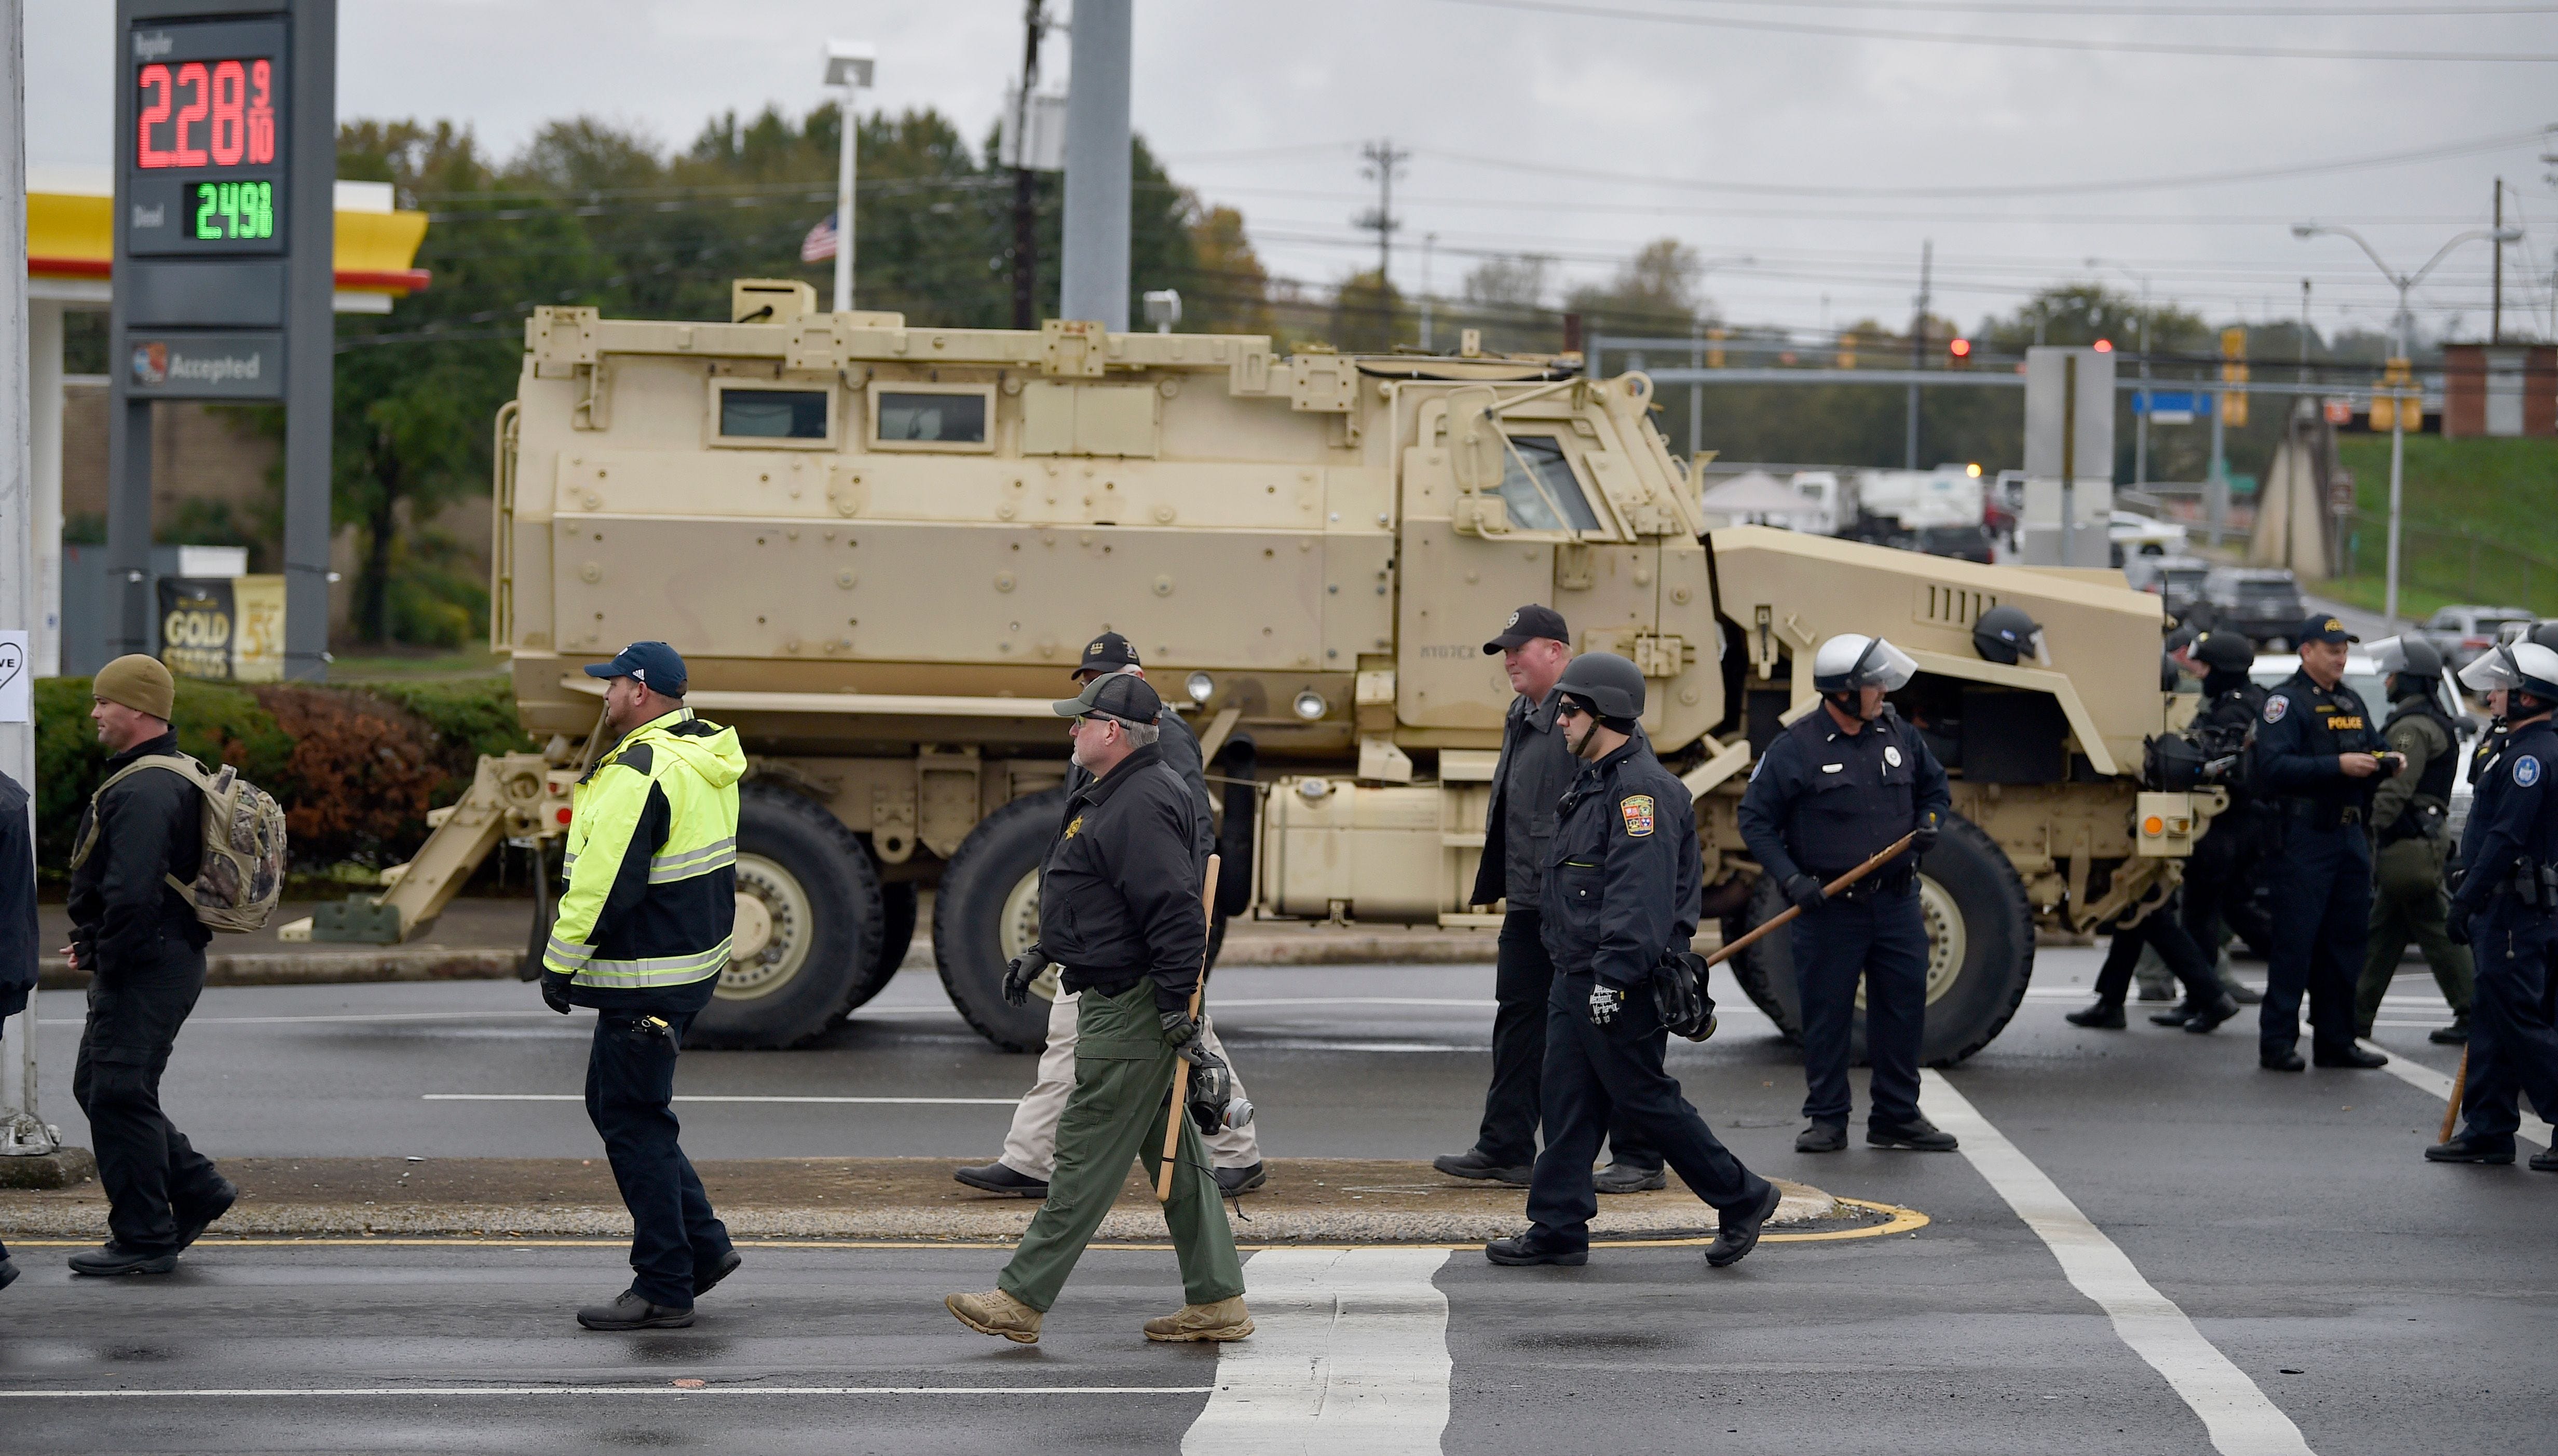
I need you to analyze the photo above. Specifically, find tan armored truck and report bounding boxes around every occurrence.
[337,279,2214,1059]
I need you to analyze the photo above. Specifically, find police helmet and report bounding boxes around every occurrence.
[2459,641,2558,707]
[2531,621,2558,654]
[1811,634,1918,693]
[2193,630,2255,674]
[2366,634,2445,683]
[1553,651,1646,722]
[1972,605,2045,666]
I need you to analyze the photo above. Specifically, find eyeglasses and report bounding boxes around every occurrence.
[1553,701,1589,720]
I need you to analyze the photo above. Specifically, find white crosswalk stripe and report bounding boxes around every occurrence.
[1182,1247,1452,1455]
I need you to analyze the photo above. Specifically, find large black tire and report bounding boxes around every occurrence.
[1724,813,2035,1066]
[827,881,916,1028]
[936,790,1068,1052]
[689,784,883,1050]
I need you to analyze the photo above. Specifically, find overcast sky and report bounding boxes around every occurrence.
[26,1,2558,343]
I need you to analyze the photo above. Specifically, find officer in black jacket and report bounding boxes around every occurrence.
[1,768,38,1294]
[1739,634,1957,1153]
[1485,654,1780,1271]
[2251,616,2398,1071]
[2428,642,2558,1172]
[62,656,235,1276]
[2169,630,2273,1020]
[1436,605,1660,1193]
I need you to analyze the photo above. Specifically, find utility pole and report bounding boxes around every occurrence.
[1420,232,1436,351]
[2492,178,2505,344]
[1355,139,1407,345]
[1906,239,1930,469]
[2299,279,2312,383]
[1010,2,1047,330]
[1059,0,1131,328]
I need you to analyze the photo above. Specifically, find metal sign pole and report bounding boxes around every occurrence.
[281,0,335,680]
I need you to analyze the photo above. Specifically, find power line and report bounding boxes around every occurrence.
[1661,0,2558,15]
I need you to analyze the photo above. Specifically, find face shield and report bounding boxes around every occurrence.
[1821,634,1920,691]
[2459,644,2522,695]
[2367,635,2412,678]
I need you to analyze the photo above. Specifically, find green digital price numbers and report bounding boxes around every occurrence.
[188,179,276,241]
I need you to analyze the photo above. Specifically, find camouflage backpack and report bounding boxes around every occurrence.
[72,754,288,933]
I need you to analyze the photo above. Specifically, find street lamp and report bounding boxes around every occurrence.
[2086,258,2153,489]
[823,40,878,314]
[2293,222,2524,623]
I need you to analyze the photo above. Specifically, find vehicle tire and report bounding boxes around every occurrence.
[688,784,882,1050]
[936,790,1068,1052]
[827,880,915,1027]
[1723,813,2035,1066]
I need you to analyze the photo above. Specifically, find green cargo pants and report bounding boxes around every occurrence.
[2356,835,2474,1037]
[997,979,1244,1315]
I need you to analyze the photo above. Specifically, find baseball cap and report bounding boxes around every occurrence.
[2296,615,2358,646]
[1052,672,1163,725]
[1074,630,1140,676]
[583,641,688,696]
[1483,603,1570,655]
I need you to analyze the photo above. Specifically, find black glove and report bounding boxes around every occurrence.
[1001,943,1050,1008]
[1588,980,1628,1026]
[1912,815,1941,855]
[1160,1009,1201,1049]
[2446,907,2473,946]
[541,971,574,1015]
[1784,873,1827,912]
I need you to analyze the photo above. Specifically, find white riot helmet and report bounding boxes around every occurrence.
[1811,634,1919,693]
[2458,641,2558,710]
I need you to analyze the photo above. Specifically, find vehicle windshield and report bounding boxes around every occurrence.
[2235,580,2298,604]
[2475,614,2533,637]
[1493,434,1601,534]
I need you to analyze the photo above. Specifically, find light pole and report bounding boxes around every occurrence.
[823,40,877,313]
[2293,222,2522,623]
[2086,258,2152,489]
[1686,254,1753,459]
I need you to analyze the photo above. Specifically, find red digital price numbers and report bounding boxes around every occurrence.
[135,58,276,170]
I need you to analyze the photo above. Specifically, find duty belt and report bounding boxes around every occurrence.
[1809,866,1915,902]
[2495,861,2558,908]
[2282,799,2362,829]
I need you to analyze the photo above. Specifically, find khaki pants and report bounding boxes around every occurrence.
[999,988,1261,1178]
[997,981,1245,1314]
[2356,835,2474,1036]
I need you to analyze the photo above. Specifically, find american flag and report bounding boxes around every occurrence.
[800,212,840,263]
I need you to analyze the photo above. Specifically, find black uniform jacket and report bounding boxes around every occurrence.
[2450,716,2558,923]
[1470,687,1577,910]
[2253,668,2388,825]
[66,731,208,979]
[1040,743,1210,1012]
[1540,737,1699,990]
[1737,704,1951,887]
[1064,703,1215,860]
[1,771,37,1019]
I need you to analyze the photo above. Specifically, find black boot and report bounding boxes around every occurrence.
[2181,994,2242,1034]
[577,1289,695,1330]
[2430,1015,2470,1046]
[1434,1148,1534,1186]
[67,1243,179,1277]
[2425,1131,2515,1165]
[954,1161,1049,1198]
[172,1178,238,1253]
[2530,1147,2558,1173]
[0,1255,19,1292]
[1868,1117,1959,1152]
[2312,1043,2389,1069]
[2260,1046,2306,1072]
[1593,1161,1667,1194]
[1485,1230,1587,1267]
[1706,1183,1784,1268]
[1214,1162,1269,1196]
[2065,1001,2127,1029]
[692,1248,742,1298]
[1794,1120,1846,1153]
[2150,1004,2196,1027]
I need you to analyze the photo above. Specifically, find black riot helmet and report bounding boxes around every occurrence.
[2193,630,2255,675]
[2367,634,2445,689]
[1553,651,1646,728]
[1972,605,2044,666]
[2531,621,2558,654]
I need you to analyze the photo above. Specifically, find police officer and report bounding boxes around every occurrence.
[2353,636,2474,1045]
[1485,654,1781,1270]
[62,655,235,1276]
[947,672,1251,1345]
[2165,630,2270,1021]
[1,768,39,1294]
[2426,641,2558,1173]
[2251,616,2399,1072]
[958,631,1267,1200]
[542,643,746,1330]
[1436,605,1662,1194]
[1738,635,1958,1153]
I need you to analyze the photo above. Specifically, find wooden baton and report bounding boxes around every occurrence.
[1704,831,1922,970]
[1157,853,1222,1204]
[2440,1041,2469,1144]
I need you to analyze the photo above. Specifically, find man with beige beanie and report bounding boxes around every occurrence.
[61,655,235,1276]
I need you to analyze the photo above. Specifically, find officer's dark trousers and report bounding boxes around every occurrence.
[1792,882,1928,1127]
[1474,908,1658,1171]
[2260,821,2369,1056]
[1527,969,1771,1249]
[2093,897,2220,1007]
[2181,817,2270,955]
[71,943,225,1253]
[2457,905,2558,1142]
[586,1007,731,1308]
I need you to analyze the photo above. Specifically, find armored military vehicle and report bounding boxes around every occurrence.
[335,279,2211,1060]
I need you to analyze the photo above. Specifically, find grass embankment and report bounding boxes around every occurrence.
[2315,436,2558,619]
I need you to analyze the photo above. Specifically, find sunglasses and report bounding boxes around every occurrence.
[1553,700,1590,720]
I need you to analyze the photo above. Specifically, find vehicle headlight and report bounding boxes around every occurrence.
[1292,689,1327,721]
[1186,671,1215,704]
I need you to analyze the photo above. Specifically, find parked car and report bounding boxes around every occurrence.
[1907,523,1997,564]
[2200,567,2306,647]
[2108,510,2188,564]
[2124,554,2211,620]
[2417,604,2537,671]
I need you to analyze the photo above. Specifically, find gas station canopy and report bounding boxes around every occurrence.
[25,167,429,312]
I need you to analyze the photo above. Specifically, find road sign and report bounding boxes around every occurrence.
[2132,390,2211,422]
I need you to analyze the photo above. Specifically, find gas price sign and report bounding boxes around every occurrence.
[121,18,288,256]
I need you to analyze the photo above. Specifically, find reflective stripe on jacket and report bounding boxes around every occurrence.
[543,707,746,993]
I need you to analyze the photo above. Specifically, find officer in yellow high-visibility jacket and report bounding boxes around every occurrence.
[542,642,748,1331]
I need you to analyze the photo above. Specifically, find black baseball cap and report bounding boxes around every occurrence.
[1053,672,1163,725]
[1074,631,1140,677]
[1484,604,1570,655]
[2297,614,2359,646]
[583,641,687,696]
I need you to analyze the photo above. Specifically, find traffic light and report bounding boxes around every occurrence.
[2093,338,2114,353]
[1706,326,1726,369]
[2220,326,2249,429]
[2372,357,2417,432]
[1837,332,1857,370]
[1948,336,1972,367]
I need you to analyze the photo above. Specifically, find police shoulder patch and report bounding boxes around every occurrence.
[1063,813,1084,838]
[2263,695,2289,725]
[1620,795,1657,837]
[2517,755,2544,788]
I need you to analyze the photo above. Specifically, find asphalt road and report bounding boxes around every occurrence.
[3,949,2548,1455]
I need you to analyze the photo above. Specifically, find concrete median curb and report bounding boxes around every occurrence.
[1,1156,1850,1244]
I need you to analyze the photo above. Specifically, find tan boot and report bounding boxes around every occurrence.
[1142,1296,1254,1343]
[946,1289,1043,1344]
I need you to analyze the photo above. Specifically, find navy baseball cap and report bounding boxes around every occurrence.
[1053,672,1162,725]
[1074,630,1140,677]
[1484,603,1570,654]
[583,641,688,696]
[2297,614,2358,646]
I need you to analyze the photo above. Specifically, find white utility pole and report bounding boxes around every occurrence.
[823,40,877,314]
[1059,0,1133,328]
[2089,260,2153,489]
[1420,232,1435,351]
